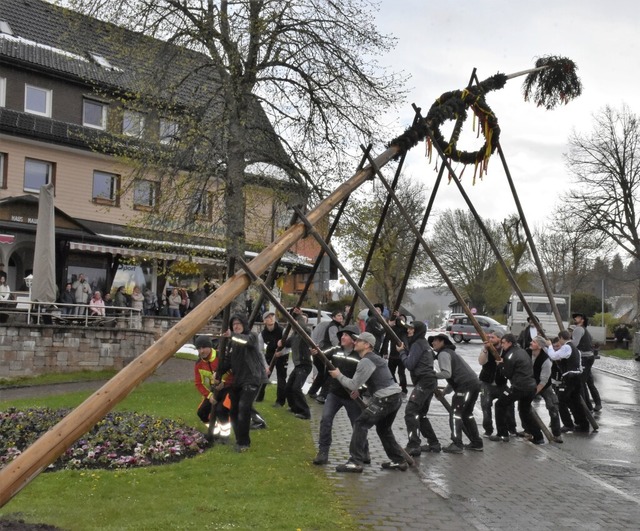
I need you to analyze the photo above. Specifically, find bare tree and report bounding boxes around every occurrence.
[534,210,610,293]
[427,209,504,314]
[340,178,430,310]
[564,104,640,310]
[64,0,405,283]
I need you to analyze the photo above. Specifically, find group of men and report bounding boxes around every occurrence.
[192,306,601,473]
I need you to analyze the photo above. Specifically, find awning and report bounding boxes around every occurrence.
[68,242,221,265]
[0,234,15,244]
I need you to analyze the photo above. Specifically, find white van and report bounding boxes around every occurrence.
[505,293,570,337]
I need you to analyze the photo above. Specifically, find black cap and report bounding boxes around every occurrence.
[195,335,213,349]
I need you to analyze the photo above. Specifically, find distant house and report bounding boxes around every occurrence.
[0,0,316,298]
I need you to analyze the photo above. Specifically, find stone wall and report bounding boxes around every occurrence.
[0,315,237,379]
[0,324,155,378]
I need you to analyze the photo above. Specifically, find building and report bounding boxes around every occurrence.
[0,0,318,303]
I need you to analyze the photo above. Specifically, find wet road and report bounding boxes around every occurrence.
[453,340,640,499]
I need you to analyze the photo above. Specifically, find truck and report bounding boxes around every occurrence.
[505,292,571,337]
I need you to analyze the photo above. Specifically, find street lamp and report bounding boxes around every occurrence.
[24,274,33,323]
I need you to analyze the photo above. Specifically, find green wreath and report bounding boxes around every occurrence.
[425,74,506,171]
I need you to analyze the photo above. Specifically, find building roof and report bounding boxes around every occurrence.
[0,0,295,172]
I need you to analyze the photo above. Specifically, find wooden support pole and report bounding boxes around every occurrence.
[0,143,404,509]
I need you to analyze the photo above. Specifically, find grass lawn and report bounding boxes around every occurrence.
[0,369,117,388]
[0,382,357,530]
[601,349,636,360]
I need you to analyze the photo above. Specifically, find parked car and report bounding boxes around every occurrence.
[448,315,507,343]
[445,313,466,331]
[284,307,332,327]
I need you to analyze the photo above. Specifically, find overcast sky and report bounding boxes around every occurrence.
[369,0,638,229]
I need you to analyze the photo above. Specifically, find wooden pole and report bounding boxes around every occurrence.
[0,144,403,509]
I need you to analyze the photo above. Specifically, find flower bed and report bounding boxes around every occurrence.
[0,407,208,471]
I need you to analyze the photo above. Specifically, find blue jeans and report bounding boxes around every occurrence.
[350,393,404,465]
[318,391,363,452]
[480,382,516,435]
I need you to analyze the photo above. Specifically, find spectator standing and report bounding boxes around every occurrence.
[72,274,91,315]
[89,291,105,317]
[59,282,75,315]
[168,288,182,318]
[143,288,158,316]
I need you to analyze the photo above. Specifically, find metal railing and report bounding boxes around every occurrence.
[0,297,143,328]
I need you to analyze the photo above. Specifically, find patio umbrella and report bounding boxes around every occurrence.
[31,182,57,303]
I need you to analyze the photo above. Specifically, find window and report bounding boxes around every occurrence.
[0,153,6,189]
[192,192,212,220]
[133,180,158,210]
[122,110,144,137]
[25,84,52,117]
[159,119,179,144]
[24,159,54,192]
[92,171,120,205]
[0,77,6,107]
[83,99,107,129]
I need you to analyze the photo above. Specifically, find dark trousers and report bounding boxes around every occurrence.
[256,354,288,404]
[450,386,482,447]
[539,386,561,437]
[388,357,408,391]
[307,356,327,396]
[495,387,543,440]
[580,355,601,409]
[318,391,363,452]
[480,382,516,435]
[229,384,260,447]
[404,380,439,448]
[350,393,405,465]
[557,373,588,429]
[285,364,312,417]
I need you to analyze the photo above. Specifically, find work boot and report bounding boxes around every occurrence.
[335,461,363,473]
[381,461,408,471]
[420,443,441,453]
[442,443,464,454]
[404,445,422,457]
[313,450,329,465]
[488,435,509,442]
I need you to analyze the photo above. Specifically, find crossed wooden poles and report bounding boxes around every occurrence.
[0,65,588,507]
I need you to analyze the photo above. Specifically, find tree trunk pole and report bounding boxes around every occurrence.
[0,144,402,509]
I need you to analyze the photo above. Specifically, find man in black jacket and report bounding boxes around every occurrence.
[490,333,543,444]
[398,321,440,455]
[280,309,312,419]
[256,311,286,406]
[215,314,268,452]
[478,329,516,437]
[312,325,365,465]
